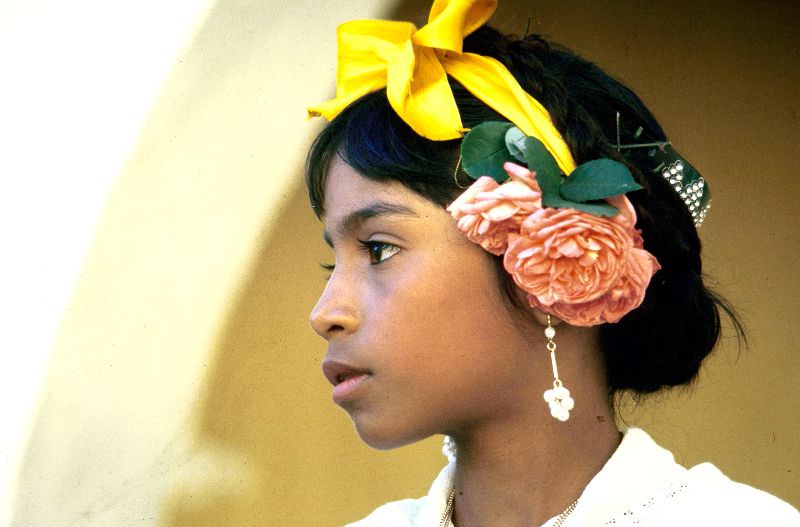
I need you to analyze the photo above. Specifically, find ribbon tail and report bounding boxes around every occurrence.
[443,53,577,174]
[414,0,498,52]
[308,75,385,121]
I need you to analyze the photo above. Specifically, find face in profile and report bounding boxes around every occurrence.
[310,156,546,449]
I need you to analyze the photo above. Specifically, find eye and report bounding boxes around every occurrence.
[361,240,400,265]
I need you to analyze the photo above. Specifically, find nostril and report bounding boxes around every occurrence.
[309,299,359,338]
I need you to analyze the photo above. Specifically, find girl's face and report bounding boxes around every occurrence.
[310,157,543,449]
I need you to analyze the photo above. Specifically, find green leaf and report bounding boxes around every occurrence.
[542,195,619,217]
[504,126,529,164]
[560,159,643,202]
[503,128,561,197]
[461,122,514,183]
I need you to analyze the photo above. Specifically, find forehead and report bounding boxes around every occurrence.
[322,157,431,222]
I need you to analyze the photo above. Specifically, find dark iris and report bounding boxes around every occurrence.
[363,241,398,265]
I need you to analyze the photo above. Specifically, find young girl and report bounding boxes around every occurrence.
[305,1,799,525]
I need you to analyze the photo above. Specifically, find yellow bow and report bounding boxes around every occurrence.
[308,0,576,175]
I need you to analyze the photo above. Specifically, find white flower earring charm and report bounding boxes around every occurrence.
[542,315,574,421]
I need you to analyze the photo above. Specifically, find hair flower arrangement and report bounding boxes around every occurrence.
[447,122,660,327]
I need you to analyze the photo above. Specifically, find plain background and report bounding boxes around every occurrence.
[5,1,798,526]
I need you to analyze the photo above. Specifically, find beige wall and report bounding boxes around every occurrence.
[13,1,798,526]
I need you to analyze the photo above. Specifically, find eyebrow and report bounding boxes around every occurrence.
[323,202,419,247]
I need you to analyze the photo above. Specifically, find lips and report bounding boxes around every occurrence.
[322,358,371,403]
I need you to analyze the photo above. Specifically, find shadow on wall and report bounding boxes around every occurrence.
[163,0,799,525]
[160,181,446,527]
[161,2,453,526]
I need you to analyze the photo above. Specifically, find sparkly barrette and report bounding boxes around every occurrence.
[615,113,711,227]
[651,147,711,227]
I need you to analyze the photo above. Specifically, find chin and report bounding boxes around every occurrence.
[352,417,430,451]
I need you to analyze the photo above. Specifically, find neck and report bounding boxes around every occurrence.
[451,410,619,527]
[448,325,621,527]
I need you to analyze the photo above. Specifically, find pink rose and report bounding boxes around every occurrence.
[448,162,661,326]
[527,245,660,326]
[447,165,543,255]
[504,204,634,307]
[605,194,637,229]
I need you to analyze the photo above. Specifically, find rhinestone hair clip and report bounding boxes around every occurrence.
[653,153,710,226]
[615,112,711,227]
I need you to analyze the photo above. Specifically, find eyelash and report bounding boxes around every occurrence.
[318,261,335,282]
[320,240,400,276]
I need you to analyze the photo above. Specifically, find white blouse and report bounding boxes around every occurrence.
[345,428,799,527]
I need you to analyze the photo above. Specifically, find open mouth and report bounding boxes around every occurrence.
[335,371,363,385]
[322,358,371,387]
[322,359,372,403]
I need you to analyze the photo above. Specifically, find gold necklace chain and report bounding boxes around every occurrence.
[551,498,578,527]
[439,488,578,527]
[439,488,457,527]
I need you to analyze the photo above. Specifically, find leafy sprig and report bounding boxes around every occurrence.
[460,122,642,217]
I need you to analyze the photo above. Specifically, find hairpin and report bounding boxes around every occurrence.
[615,112,710,226]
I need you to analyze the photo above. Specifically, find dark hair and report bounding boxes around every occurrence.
[306,26,744,395]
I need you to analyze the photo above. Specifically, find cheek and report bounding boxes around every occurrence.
[426,243,511,323]
[382,243,520,366]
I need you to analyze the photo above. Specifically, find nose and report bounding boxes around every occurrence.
[309,269,360,340]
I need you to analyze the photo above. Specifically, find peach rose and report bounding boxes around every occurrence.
[605,193,637,228]
[449,163,660,326]
[447,166,542,255]
[527,245,660,326]
[504,203,634,307]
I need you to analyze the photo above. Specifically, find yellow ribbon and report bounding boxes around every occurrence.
[307,0,576,175]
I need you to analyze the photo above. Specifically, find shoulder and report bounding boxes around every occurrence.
[678,462,799,526]
[585,462,799,527]
[569,428,798,527]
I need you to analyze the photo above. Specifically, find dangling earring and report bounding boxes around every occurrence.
[442,435,457,463]
[542,315,575,421]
